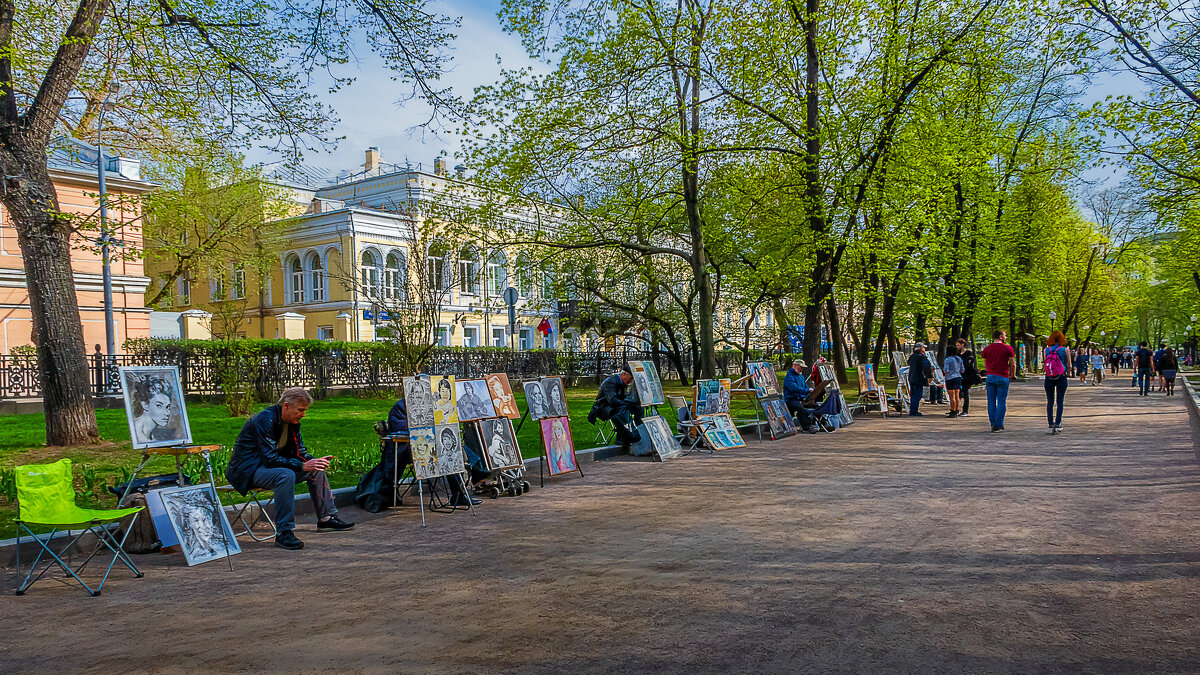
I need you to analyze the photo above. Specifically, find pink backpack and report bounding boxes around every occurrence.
[1044,347,1065,378]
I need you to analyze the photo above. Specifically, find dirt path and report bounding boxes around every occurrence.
[3,379,1198,674]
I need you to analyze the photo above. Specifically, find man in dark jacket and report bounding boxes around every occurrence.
[907,343,933,417]
[588,366,643,449]
[783,360,823,433]
[355,398,411,513]
[227,387,354,550]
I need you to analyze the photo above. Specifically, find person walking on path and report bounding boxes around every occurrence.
[982,330,1016,432]
[1091,349,1105,385]
[1074,348,1090,385]
[1135,341,1154,396]
[943,344,964,418]
[1109,348,1121,375]
[1154,342,1167,393]
[907,343,933,416]
[1043,331,1071,433]
[957,338,981,418]
[1160,347,1179,396]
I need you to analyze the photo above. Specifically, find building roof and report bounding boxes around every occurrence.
[47,136,147,185]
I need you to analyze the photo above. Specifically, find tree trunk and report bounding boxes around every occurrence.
[826,292,849,384]
[5,154,99,445]
[800,0,827,367]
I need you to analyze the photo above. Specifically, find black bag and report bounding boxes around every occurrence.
[109,473,191,499]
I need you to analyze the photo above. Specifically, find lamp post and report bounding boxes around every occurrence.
[97,81,122,357]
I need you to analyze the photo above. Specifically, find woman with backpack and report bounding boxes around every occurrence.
[1044,331,1072,433]
[956,338,981,418]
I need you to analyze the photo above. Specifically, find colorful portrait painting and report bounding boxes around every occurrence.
[485,373,520,419]
[541,416,578,475]
[431,375,458,425]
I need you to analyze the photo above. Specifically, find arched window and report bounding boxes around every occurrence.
[289,256,304,303]
[385,251,405,300]
[308,252,325,302]
[361,250,379,297]
[487,251,507,296]
[515,252,532,298]
[427,241,448,292]
[458,246,479,295]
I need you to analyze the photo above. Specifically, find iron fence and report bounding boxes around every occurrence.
[0,348,770,401]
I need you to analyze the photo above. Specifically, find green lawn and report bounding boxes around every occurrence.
[0,370,876,539]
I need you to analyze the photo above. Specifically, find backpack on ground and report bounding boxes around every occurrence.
[1044,347,1065,378]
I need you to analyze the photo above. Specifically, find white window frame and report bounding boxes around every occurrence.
[463,325,480,348]
[435,324,452,346]
[310,254,325,302]
[290,257,304,304]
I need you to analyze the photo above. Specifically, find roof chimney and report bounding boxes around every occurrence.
[365,147,381,173]
[433,157,448,176]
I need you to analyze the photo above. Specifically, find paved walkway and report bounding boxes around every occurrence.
[3,379,1198,673]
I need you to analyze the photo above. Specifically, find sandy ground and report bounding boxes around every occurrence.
[2,378,1198,674]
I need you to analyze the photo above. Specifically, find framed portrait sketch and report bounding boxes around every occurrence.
[541,377,570,418]
[816,363,839,392]
[747,362,780,399]
[484,373,521,419]
[157,485,241,566]
[541,416,578,475]
[642,415,683,461]
[523,380,551,420]
[762,395,797,438]
[118,366,191,449]
[411,425,466,480]
[627,361,662,406]
[694,379,731,415]
[478,418,522,471]
[455,379,497,422]
[699,413,745,450]
[431,375,458,425]
[403,377,436,428]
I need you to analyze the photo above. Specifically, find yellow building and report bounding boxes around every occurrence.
[161,149,573,349]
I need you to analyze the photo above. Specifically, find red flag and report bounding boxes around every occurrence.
[537,318,553,335]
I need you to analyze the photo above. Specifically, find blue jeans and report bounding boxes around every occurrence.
[1044,376,1067,427]
[985,374,1010,429]
[1137,368,1151,395]
[909,383,923,415]
[250,466,337,534]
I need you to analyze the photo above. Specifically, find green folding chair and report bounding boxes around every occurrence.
[15,459,144,596]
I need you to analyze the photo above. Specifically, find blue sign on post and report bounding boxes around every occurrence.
[788,325,831,350]
[363,309,395,322]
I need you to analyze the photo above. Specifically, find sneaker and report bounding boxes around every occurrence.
[275,530,304,550]
[957,412,969,418]
[317,516,355,532]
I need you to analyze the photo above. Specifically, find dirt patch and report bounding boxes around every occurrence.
[2,380,1198,673]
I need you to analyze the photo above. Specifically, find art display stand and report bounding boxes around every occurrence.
[386,431,474,528]
[729,374,764,441]
[120,444,233,571]
[538,444,585,488]
[469,419,531,498]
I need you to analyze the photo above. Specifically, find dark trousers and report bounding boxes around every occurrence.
[786,400,814,430]
[909,384,923,415]
[961,386,971,414]
[605,406,644,445]
[1137,367,1151,395]
[1044,376,1067,427]
[250,466,337,533]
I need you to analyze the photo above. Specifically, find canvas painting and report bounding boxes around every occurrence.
[403,377,436,428]
[411,425,466,479]
[478,417,522,471]
[747,362,780,398]
[816,363,839,392]
[836,391,855,427]
[157,485,241,566]
[541,416,579,475]
[705,427,746,450]
[431,375,458,425]
[642,415,683,461]
[118,366,192,449]
[640,361,665,405]
[542,377,570,418]
[762,395,797,438]
[694,379,731,415]
[862,364,878,391]
[929,358,947,387]
[455,379,497,421]
[484,373,520,419]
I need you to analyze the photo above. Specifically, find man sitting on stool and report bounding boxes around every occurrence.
[783,359,826,433]
[588,365,644,450]
[227,387,354,550]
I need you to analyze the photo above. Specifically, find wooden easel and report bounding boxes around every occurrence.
[387,431,475,527]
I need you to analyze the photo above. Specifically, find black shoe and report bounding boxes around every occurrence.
[449,495,482,506]
[909,412,924,417]
[317,516,355,532]
[275,530,304,550]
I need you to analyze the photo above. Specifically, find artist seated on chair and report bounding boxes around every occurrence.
[356,397,412,513]
[588,365,644,450]
[227,387,354,551]
[783,360,826,433]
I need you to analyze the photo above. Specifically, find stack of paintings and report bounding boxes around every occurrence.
[700,413,745,450]
[403,376,466,480]
[628,361,665,406]
[817,362,854,427]
[746,362,794,439]
[457,377,524,472]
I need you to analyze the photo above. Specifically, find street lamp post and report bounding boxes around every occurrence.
[97,81,121,357]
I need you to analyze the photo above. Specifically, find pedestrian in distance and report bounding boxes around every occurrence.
[1134,341,1154,396]
[957,338,981,418]
[943,343,964,418]
[1091,349,1105,385]
[1074,347,1089,386]
[1042,331,1071,433]
[1154,342,1167,392]
[1109,349,1121,375]
[907,343,933,417]
[982,330,1017,432]
[1160,347,1179,396]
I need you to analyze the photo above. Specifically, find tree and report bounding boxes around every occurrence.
[1,0,455,444]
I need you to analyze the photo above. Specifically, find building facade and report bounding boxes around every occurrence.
[0,138,154,354]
